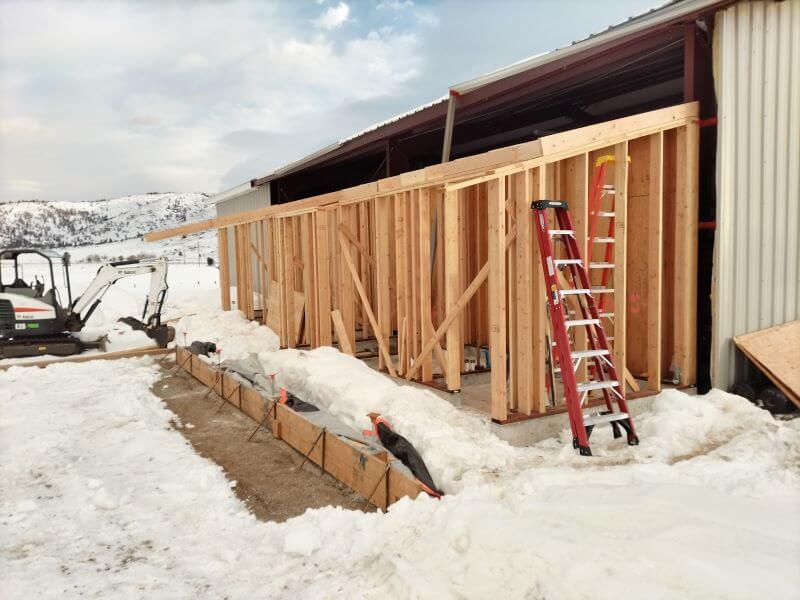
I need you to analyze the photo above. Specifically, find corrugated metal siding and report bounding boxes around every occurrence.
[215,185,270,217]
[712,0,800,388]
[215,185,271,287]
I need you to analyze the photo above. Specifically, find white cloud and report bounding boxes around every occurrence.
[378,0,414,10]
[315,2,350,30]
[0,117,45,136]
[0,0,655,203]
[0,0,426,201]
[1,178,44,196]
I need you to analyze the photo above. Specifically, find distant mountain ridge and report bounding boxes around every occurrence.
[0,192,212,248]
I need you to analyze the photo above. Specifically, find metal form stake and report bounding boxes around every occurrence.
[297,428,326,473]
[158,346,176,365]
[247,413,270,442]
[214,382,240,413]
[202,371,224,401]
[247,373,280,444]
[363,463,391,509]
[171,351,193,374]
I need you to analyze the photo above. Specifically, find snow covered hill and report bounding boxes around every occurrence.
[0,192,212,248]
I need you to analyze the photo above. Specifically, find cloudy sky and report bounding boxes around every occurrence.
[0,0,656,202]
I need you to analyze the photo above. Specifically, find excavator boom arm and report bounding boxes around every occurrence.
[71,257,169,326]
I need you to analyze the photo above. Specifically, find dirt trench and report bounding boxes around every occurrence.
[152,364,373,522]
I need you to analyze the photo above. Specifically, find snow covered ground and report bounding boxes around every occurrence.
[2,272,799,597]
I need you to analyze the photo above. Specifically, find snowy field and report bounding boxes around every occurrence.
[2,251,800,598]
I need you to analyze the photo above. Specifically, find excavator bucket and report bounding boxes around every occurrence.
[147,324,175,348]
[118,316,175,348]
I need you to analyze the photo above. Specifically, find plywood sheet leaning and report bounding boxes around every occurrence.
[733,320,800,408]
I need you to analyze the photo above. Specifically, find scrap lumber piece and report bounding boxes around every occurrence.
[174,347,422,509]
[734,321,800,408]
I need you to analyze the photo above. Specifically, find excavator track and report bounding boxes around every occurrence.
[0,336,104,360]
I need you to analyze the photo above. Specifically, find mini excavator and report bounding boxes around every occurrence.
[0,249,175,359]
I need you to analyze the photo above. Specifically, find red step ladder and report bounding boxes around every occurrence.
[531,199,639,456]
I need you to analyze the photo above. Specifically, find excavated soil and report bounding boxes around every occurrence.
[152,362,372,522]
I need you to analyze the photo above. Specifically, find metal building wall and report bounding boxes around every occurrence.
[712,0,800,388]
[215,185,270,288]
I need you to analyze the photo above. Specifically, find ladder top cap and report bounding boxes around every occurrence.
[531,199,568,210]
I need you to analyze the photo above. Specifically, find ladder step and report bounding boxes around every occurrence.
[571,349,610,359]
[554,259,582,266]
[583,412,629,426]
[560,289,591,296]
[593,237,615,243]
[577,380,619,392]
[598,312,614,318]
[589,262,615,269]
[549,229,574,236]
[592,288,615,294]
[565,319,600,328]
[598,211,616,217]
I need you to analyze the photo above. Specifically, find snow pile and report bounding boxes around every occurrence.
[260,348,800,496]
[1,309,799,598]
[260,346,519,491]
[174,309,279,361]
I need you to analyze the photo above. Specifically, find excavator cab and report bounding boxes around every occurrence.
[0,249,73,338]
